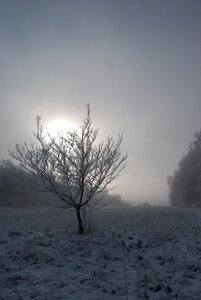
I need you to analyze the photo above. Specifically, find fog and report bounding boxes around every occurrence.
[0,0,201,204]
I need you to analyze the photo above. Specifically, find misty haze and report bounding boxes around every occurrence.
[0,0,201,299]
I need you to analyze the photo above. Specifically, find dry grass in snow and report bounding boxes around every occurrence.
[0,206,201,299]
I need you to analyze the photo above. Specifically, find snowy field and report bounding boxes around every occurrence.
[0,205,201,300]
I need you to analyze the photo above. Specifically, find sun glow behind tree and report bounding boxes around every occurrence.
[44,119,79,140]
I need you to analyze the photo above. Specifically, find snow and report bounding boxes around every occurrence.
[0,206,201,299]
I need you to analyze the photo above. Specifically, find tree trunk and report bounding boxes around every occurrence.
[76,208,84,234]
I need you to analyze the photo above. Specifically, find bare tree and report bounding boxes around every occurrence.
[9,105,127,233]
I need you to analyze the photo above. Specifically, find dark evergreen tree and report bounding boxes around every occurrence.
[168,130,201,207]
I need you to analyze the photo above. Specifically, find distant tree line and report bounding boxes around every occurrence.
[168,130,201,207]
[0,159,126,208]
[0,159,54,206]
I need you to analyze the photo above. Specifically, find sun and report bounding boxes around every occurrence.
[45,119,78,139]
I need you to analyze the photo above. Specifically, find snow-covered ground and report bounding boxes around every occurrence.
[0,206,201,299]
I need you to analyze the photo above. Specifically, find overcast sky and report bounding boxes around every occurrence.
[0,0,200,204]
